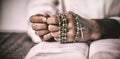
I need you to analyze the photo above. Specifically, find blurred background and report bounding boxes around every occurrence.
[0,0,29,32]
[0,0,35,59]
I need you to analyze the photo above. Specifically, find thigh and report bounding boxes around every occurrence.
[25,42,89,59]
[89,39,120,59]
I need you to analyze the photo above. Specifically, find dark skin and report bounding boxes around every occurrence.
[30,13,101,42]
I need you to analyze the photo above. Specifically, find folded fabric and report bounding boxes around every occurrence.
[25,42,88,59]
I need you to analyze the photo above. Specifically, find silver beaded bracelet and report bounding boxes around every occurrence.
[58,14,68,44]
[58,11,85,44]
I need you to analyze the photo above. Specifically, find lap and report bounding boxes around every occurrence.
[25,42,88,59]
[89,39,120,59]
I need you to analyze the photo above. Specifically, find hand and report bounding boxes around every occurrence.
[47,12,101,42]
[30,13,53,41]
[47,13,77,42]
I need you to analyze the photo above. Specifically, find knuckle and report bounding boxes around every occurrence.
[47,15,58,24]
[42,17,47,22]
[48,25,52,31]
[48,25,59,31]
[35,31,39,35]
[51,32,59,38]
[54,38,59,41]
[47,17,52,24]
[30,15,43,23]
[31,23,37,30]
[43,33,52,40]
[32,23,47,30]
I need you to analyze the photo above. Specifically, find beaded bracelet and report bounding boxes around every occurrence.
[69,11,85,42]
[58,14,68,44]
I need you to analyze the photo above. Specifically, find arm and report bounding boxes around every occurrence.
[47,12,120,43]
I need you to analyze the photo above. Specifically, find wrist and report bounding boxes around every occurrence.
[90,20,102,40]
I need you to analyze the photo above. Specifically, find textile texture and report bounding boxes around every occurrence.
[0,32,35,59]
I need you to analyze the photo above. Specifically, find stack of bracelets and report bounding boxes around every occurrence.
[58,11,85,44]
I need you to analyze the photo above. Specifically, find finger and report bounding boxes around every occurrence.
[47,15,59,24]
[54,37,59,42]
[54,37,74,43]
[42,33,53,41]
[30,15,47,23]
[35,30,49,36]
[48,25,59,32]
[32,23,47,30]
[65,13,76,30]
[51,31,60,38]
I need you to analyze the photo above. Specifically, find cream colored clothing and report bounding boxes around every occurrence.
[89,39,120,59]
[26,0,120,59]
[25,42,88,59]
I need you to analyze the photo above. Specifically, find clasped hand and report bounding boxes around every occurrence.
[30,12,101,43]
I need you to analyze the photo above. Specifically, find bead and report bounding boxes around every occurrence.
[59,13,68,44]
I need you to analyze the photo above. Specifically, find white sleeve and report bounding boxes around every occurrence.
[28,0,57,17]
[27,0,57,43]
